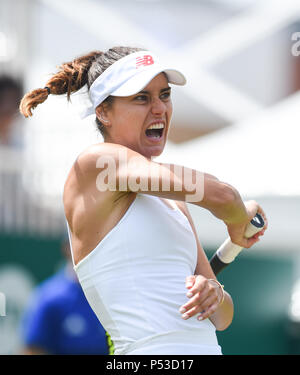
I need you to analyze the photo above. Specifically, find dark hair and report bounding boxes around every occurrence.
[19,46,144,136]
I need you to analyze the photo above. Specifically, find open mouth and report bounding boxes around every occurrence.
[145,123,165,139]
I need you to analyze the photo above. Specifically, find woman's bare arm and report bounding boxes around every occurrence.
[176,201,233,331]
[75,142,250,233]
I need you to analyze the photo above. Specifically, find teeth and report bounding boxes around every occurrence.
[147,123,164,130]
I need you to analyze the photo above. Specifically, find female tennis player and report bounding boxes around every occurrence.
[20,46,267,355]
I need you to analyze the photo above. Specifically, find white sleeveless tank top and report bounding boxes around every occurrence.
[67,193,222,355]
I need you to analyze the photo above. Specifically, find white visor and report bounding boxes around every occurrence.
[80,51,186,118]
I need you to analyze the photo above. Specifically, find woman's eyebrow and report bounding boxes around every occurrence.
[161,87,171,93]
[137,87,171,94]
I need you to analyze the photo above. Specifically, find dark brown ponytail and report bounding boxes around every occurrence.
[19,51,103,117]
[19,46,144,136]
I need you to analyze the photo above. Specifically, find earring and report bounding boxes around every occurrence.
[99,114,109,124]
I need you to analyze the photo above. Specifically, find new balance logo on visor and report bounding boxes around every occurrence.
[136,55,154,68]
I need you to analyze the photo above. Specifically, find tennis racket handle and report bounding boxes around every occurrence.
[210,213,264,274]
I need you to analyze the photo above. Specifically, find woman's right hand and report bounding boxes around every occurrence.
[225,200,268,248]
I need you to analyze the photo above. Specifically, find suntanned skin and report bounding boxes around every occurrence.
[64,73,267,331]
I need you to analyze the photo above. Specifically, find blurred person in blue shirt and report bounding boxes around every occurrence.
[20,237,112,355]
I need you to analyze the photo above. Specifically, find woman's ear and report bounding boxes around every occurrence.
[95,104,111,126]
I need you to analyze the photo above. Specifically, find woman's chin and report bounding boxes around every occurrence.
[144,145,165,159]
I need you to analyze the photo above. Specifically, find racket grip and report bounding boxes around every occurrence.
[210,213,264,275]
[210,252,229,275]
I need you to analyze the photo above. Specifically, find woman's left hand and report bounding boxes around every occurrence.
[178,275,223,321]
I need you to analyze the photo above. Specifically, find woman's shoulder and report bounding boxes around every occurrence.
[63,142,131,223]
[65,142,126,183]
[76,142,148,167]
[76,142,133,163]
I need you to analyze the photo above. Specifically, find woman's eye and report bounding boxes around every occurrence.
[135,95,148,101]
[160,92,171,100]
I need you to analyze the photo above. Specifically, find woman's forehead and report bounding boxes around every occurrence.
[143,72,169,90]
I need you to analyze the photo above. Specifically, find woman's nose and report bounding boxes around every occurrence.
[151,98,166,115]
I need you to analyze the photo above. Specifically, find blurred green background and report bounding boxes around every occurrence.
[213,251,294,355]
